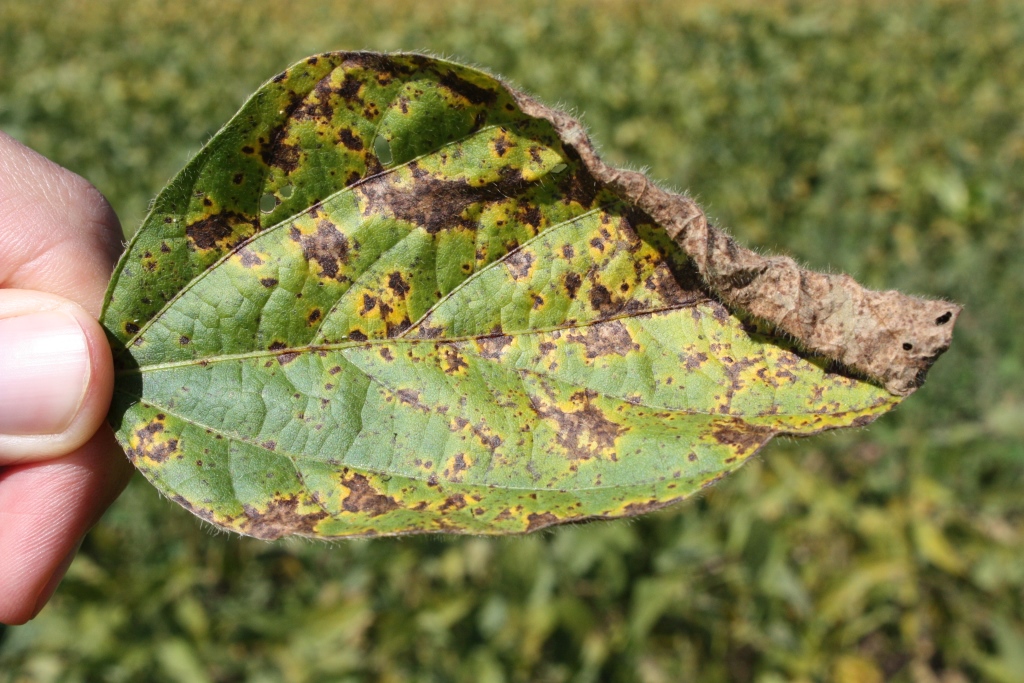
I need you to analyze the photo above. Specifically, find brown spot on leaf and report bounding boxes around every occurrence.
[241,496,329,540]
[850,414,878,428]
[684,351,709,370]
[525,511,559,532]
[554,161,600,208]
[238,248,264,268]
[438,70,496,106]
[356,163,532,235]
[493,135,511,157]
[623,498,679,516]
[710,420,771,452]
[276,351,299,365]
[476,333,513,359]
[564,272,582,299]
[505,249,534,280]
[260,277,278,288]
[338,75,363,102]
[341,472,400,517]
[470,423,503,451]
[388,271,410,297]
[338,128,363,151]
[513,204,540,229]
[440,494,467,512]
[396,388,429,412]
[442,347,469,374]
[386,317,411,338]
[414,323,444,339]
[186,211,252,251]
[291,219,350,279]
[494,508,514,522]
[643,263,700,306]
[533,388,624,460]
[269,340,299,365]
[589,283,613,313]
[170,496,220,524]
[292,78,336,122]
[566,320,634,359]
[128,420,178,464]
[261,136,302,174]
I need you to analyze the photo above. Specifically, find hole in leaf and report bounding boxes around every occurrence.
[280,184,294,199]
[935,311,952,325]
[259,193,277,213]
[374,135,393,166]
[903,343,913,351]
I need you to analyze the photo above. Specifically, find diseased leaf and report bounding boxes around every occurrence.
[102,52,959,539]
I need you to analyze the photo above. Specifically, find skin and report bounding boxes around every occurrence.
[0,131,133,625]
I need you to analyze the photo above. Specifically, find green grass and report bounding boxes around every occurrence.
[1,1,1023,681]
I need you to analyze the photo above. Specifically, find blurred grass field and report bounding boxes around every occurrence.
[1,0,1023,681]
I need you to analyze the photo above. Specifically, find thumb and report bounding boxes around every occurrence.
[0,289,114,463]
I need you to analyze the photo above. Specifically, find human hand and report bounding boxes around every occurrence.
[0,131,134,624]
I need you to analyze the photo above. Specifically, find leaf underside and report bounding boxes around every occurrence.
[102,52,949,540]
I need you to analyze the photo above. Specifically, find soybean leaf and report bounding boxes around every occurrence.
[102,53,959,539]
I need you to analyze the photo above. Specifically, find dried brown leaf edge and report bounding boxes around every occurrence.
[510,89,959,396]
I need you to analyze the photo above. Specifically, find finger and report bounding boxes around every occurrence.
[0,130,123,315]
[0,131,131,624]
[0,425,133,625]
[0,290,115,462]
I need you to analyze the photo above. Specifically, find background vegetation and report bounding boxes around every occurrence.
[1,1,1022,680]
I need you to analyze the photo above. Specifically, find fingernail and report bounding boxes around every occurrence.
[0,311,89,436]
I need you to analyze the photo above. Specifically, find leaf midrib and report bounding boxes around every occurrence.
[115,302,703,375]
[115,307,891,426]
[124,394,742,495]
